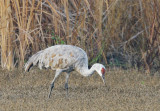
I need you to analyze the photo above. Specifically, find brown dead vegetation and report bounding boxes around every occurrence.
[0,68,160,110]
[0,0,160,73]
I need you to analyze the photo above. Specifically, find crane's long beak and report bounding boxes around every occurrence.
[102,75,106,86]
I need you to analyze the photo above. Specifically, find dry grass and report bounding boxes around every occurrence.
[0,0,160,71]
[0,0,14,69]
[0,68,160,111]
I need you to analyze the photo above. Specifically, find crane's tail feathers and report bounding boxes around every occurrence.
[24,50,43,72]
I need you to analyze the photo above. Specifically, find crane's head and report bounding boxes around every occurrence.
[93,63,106,85]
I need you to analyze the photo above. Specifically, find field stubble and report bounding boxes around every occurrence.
[0,68,160,111]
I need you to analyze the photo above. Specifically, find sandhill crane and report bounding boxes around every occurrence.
[24,45,106,98]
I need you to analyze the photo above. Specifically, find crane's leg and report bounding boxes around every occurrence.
[65,73,70,96]
[48,69,62,98]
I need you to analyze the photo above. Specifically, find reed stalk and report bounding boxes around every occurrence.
[0,0,159,72]
[0,0,14,70]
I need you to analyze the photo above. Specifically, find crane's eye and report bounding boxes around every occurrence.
[101,68,105,75]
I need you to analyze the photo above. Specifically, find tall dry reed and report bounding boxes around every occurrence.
[0,0,159,73]
[0,0,14,70]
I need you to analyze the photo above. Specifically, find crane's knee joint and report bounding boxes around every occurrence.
[50,83,54,90]
[65,83,68,89]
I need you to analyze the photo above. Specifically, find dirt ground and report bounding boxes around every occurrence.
[0,68,160,111]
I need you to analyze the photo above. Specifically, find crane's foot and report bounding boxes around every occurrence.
[65,83,68,97]
[48,83,54,98]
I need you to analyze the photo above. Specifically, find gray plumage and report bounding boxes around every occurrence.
[24,45,106,98]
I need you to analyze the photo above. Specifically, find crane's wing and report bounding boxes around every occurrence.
[24,45,88,71]
[24,50,44,71]
[38,45,85,70]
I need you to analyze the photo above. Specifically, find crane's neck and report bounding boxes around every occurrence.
[78,65,96,77]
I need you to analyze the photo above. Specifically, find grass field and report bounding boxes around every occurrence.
[0,68,160,111]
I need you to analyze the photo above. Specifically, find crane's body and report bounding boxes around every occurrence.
[24,45,106,98]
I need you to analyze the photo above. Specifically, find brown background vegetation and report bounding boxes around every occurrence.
[0,0,160,73]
